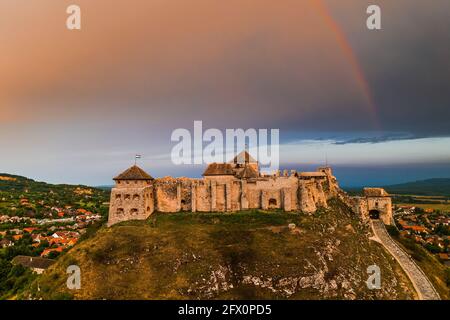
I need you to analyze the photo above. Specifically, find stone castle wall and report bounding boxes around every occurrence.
[108,169,337,225]
[107,167,393,226]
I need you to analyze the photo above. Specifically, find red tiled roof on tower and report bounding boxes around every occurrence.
[113,165,153,180]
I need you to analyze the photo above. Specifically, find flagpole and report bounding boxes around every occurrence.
[134,154,141,166]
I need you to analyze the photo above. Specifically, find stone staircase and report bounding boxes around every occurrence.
[371,220,440,300]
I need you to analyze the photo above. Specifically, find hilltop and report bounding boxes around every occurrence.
[25,199,416,300]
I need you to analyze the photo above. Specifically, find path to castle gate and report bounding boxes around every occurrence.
[371,220,440,300]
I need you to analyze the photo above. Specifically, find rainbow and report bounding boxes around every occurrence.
[310,0,381,129]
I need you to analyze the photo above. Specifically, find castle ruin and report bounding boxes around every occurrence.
[107,151,392,226]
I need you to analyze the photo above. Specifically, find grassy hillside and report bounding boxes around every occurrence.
[23,200,416,300]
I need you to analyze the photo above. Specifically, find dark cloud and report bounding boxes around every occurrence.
[332,133,428,145]
[334,0,450,137]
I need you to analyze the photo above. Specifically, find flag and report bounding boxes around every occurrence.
[135,154,141,159]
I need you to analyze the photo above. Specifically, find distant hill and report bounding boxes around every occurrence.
[344,178,450,197]
[24,200,416,300]
[95,185,113,191]
[383,178,450,196]
[0,173,97,192]
[0,173,109,217]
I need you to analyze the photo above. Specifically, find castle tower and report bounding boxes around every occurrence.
[108,165,155,226]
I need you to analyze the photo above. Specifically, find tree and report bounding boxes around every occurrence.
[445,268,450,287]
[47,250,61,259]
[0,258,13,293]
[425,243,442,254]
[386,225,400,237]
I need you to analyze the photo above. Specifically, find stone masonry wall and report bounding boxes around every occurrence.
[108,186,154,226]
[108,167,382,226]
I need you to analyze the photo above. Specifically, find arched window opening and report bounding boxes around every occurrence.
[268,198,277,208]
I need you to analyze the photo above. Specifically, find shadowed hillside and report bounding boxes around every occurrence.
[23,200,416,300]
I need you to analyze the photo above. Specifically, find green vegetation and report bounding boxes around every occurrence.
[0,173,109,218]
[1,234,46,260]
[0,173,109,299]
[0,258,36,299]
[386,225,400,237]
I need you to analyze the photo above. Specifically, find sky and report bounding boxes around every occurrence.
[0,0,449,186]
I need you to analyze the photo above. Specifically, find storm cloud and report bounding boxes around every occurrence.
[0,0,449,184]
